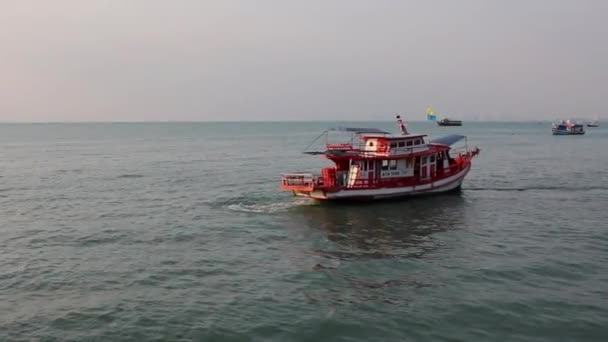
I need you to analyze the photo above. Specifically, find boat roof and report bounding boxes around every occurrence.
[328,126,390,134]
[554,119,584,123]
[429,134,465,146]
[377,134,427,140]
[327,127,429,139]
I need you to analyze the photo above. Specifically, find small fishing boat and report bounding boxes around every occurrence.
[280,115,480,201]
[552,120,585,135]
[437,118,462,126]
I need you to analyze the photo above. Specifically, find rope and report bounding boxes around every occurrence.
[301,130,328,154]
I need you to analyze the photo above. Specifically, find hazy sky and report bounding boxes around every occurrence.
[1,0,607,122]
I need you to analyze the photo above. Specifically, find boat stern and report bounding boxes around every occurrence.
[280,173,316,192]
[280,173,333,199]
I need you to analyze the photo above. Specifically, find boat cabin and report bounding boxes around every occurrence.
[318,130,460,189]
[360,134,427,155]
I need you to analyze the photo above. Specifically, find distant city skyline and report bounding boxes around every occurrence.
[2,0,607,122]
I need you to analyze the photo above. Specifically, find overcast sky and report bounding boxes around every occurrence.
[1,0,607,122]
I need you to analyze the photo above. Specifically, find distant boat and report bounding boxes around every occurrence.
[552,120,585,135]
[587,116,599,127]
[426,106,437,121]
[437,118,462,126]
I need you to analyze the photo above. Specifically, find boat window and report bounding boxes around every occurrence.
[430,155,435,163]
[368,141,374,147]
[389,160,397,170]
[368,161,374,170]
[421,156,427,164]
[406,140,413,147]
[361,161,367,171]
[414,139,420,145]
[381,160,389,170]
[390,142,397,148]
[398,141,405,147]
[406,159,412,168]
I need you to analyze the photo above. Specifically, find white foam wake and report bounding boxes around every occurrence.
[226,198,314,214]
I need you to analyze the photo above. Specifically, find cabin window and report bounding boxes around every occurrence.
[390,142,397,148]
[368,161,374,170]
[430,155,435,163]
[368,141,374,147]
[406,140,413,147]
[406,159,412,168]
[398,141,405,147]
[381,160,389,170]
[414,139,421,145]
[421,156,427,165]
[361,161,367,171]
[389,160,398,170]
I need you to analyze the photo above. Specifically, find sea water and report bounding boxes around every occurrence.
[1,122,607,341]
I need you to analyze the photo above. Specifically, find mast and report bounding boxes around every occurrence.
[396,114,408,135]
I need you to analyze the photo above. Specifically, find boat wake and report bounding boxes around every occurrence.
[219,196,315,214]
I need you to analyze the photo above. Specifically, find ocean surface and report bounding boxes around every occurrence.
[1,121,607,341]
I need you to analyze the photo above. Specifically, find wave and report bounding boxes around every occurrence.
[117,174,144,179]
[465,186,608,192]
[56,168,84,174]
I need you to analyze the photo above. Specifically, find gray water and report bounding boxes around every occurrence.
[1,122,607,341]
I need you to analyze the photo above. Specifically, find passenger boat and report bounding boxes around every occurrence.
[437,118,462,126]
[552,120,585,135]
[280,116,480,201]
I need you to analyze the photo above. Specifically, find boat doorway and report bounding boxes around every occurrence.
[420,156,430,181]
[367,160,375,186]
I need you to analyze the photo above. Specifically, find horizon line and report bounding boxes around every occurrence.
[0,119,567,124]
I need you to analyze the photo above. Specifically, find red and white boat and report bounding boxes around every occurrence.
[280,115,480,201]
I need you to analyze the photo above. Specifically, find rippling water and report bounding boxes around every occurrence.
[1,122,607,341]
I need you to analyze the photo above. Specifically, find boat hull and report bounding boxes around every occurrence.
[552,129,585,135]
[437,122,462,126]
[293,164,470,201]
